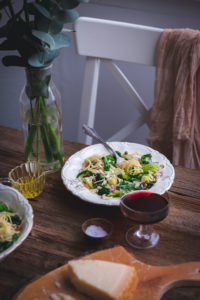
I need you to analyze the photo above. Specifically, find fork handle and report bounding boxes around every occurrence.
[82,124,117,160]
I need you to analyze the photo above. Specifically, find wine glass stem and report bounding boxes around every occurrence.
[137,225,151,239]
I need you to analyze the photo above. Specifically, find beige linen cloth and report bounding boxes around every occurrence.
[147,28,200,169]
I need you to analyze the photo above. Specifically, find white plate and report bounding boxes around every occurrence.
[0,184,33,261]
[61,142,175,206]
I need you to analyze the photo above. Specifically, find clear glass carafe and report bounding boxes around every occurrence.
[20,65,64,173]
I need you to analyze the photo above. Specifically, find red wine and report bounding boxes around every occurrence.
[124,191,168,212]
[120,191,169,224]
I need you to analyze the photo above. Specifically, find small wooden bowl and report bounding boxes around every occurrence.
[82,218,113,241]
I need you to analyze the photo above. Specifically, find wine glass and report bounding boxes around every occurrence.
[120,190,169,249]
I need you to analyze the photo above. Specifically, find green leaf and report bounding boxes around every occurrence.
[60,0,80,9]
[0,39,16,50]
[44,48,59,64]
[77,169,94,178]
[28,52,46,67]
[0,21,12,38]
[55,9,79,24]
[52,33,70,49]
[4,19,29,54]
[12,233,19,242]
[142,164,159,172]
[0,0,9,10]
[47,0,62,8]
[0,203,8,212]
[2,55,26,67]
[118,181,137,191]
[36,16,63,34]
[35,15,50,32]
[98,186,110,196]
[26,2,37,15]
[141,153,152,164]
[32,30,55,49]
[33,3,51,19]
[22,34,44,52]
[28,49,59,67]
[11,215,22,225]
[49,20,63,34]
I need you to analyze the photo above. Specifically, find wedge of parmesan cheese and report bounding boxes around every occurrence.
[68,259,138,300]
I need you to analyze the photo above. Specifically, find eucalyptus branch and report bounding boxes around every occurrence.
[4,8,11,18]
[23,0,29,25]
[14,8,24,19]
[7,1,15,17]
[1,0,89,171]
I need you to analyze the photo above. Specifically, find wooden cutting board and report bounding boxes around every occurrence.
[14,246,200,300]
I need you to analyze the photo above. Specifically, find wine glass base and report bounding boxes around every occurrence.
[126,226,160,249]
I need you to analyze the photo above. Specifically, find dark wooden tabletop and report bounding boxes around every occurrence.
[0,126,200,300]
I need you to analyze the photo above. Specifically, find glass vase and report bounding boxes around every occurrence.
[19,65,64,173]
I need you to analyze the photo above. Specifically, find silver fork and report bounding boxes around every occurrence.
[82,124,124,164]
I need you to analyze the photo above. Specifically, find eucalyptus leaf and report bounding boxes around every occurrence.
[0,23,11,38]
[60,0,80,9]
[27,3,37,15]
[33,3,51,19]
[49,19,63,34]
[0,0,87,68]
[43,49,59,64]
[28,49,59,67]
[2,55,26,67]
[9,18,28,41]
[36,16,63,34]
[32,30,55,48]
[55,9,79,24]
[0,0,9,10]
[46,0,62,10]
[0,39,17,50]
[52,33,70,49]
[23,34,44,52]
[28,52,46,67]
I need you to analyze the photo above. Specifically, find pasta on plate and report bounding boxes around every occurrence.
[0,202,22,253]
[77,151,164,200]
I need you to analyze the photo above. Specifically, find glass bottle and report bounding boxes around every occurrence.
[19,65,64,173]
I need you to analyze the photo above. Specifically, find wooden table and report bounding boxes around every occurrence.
[0,126,200,300]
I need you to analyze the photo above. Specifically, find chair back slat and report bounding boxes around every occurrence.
[74,17,163,144]
[102,59,149,114]
[74,17,163,65]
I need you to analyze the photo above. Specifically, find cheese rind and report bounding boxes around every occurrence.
[68,259,138,300]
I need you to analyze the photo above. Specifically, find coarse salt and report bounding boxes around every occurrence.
[85,225,107,238]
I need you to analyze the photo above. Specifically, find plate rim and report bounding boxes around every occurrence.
[0,184,34,261]
[61,142,175,207]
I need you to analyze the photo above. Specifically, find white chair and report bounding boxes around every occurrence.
[74,17,163,144]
